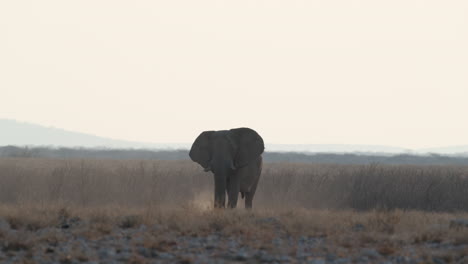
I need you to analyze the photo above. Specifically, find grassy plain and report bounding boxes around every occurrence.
[0,158,468,262]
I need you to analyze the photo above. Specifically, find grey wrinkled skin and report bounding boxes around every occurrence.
[189,128,264,209]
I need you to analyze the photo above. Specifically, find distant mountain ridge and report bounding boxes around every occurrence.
[1,119,467,155]
[0,119,163,149]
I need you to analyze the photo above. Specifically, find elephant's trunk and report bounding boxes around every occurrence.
[211,158,235,208]
[213,172,227,208]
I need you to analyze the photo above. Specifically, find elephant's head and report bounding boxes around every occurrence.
[189,128,264,174]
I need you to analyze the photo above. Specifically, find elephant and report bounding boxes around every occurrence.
[189,127,264,209]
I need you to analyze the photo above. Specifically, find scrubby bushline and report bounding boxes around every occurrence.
[0,158,467,211]
[1,145,468,165]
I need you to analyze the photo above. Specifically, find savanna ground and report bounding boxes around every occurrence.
[1,158,468,263]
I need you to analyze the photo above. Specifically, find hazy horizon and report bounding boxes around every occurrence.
[1,1,467,149]
[4,118,468,154]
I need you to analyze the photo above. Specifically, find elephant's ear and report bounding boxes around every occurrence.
[189,131,215,170]
[230,128,264,168]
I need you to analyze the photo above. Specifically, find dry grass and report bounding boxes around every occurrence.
[1,158,468,246]
[1,158,468,211]
[1,204,467,246]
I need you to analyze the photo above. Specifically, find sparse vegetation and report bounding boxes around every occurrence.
[2,145,468,165]
[0,158,467,211]
[0,157,468,262]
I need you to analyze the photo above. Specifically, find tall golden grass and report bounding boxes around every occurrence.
[0,158,467,211]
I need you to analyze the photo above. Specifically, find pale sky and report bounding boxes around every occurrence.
[1,0,467,149]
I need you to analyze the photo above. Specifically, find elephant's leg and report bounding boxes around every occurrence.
[244,177,259,209]
[245,160,262,209]
[214,174,226,208]
[227,175,240,209]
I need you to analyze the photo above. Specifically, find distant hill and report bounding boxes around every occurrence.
[0,119,180,149]
[1,119,468,155]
